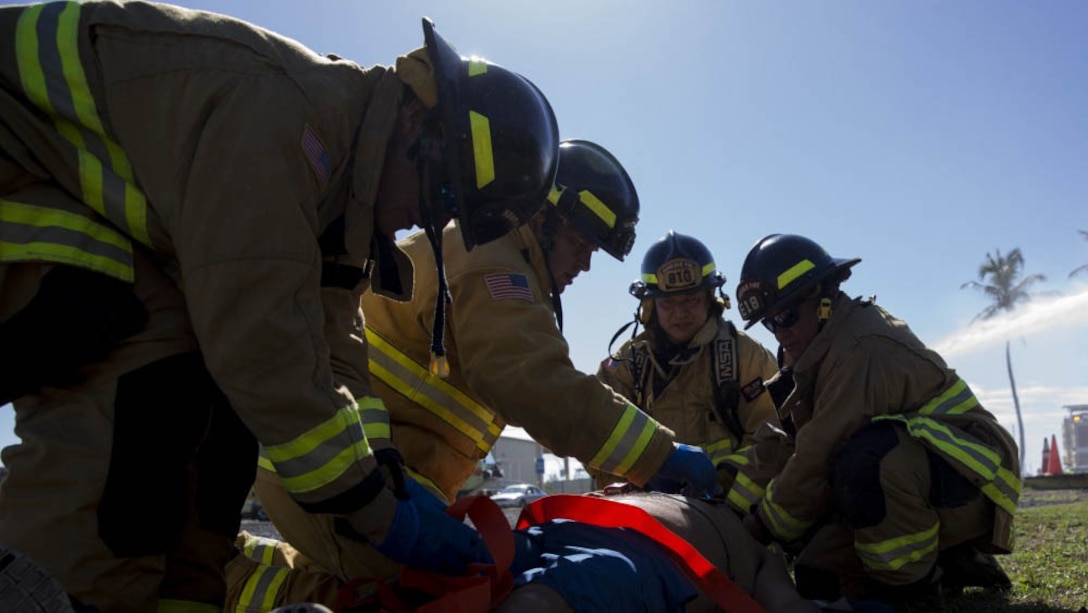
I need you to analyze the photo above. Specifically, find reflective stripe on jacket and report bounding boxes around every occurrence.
[0,0,414,512]
[597,316,779,512]
[361,222,676,501]
[756,295,1020,549]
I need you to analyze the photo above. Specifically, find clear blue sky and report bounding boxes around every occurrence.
[3,1,1087,475]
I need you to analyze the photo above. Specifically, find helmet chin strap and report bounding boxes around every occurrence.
[537,209,565,332]
[416,153,451,378]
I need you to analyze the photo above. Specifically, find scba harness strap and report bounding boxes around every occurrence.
[629,320,745,442]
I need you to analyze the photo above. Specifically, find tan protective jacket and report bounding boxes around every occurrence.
[0,1,415,516]
[362,222,676,501]
[756,294,1020,551]
[596,316,780,512]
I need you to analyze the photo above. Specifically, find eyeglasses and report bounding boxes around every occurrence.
[761,303,803,334]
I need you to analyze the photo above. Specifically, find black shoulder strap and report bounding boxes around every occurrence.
[630,346,649,407]
[711,321,744,442]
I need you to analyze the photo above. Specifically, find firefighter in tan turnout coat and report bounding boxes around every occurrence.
[596,232,780,515]
[734,233,1020,609]
[0,1,562,609]
[238,140,720,609]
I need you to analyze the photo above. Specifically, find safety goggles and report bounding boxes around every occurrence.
[761,305,802,334]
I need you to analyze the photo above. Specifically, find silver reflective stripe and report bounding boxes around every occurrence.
[16,2,150,247]
[0,199,133,281]
[366,327,499,451]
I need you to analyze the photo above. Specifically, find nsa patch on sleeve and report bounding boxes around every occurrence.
[484,272,533,302]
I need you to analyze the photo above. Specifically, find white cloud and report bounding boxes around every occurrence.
[934,287,1088,359]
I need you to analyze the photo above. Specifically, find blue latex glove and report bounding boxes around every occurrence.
[404,476,449,513]
[373,498,493,574]
[646,443,721,498]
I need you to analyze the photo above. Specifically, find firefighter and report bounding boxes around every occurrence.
[734,233,1020,608]
[596,232,781,515]
[236,140,720,605]
[0,1,560,610]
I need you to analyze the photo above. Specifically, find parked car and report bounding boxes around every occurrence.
[240,492,268,521]
[489,483,547,508]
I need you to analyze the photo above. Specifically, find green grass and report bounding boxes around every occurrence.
[947,492,1088,612]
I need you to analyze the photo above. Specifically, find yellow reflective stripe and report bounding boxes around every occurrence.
[236,564,289,613]
[578,190,616,228]
[257,448,275,473]
[726,471,764,513]
[547,185,562,205]
[590,403,656,476]
[357,395,390,442]
[467,58,488,77]
[855,521,939,571]
[366,327,496,447]
[264,404,372,494]
[242,536,280,566]
[777,259,815,290]
[15,2,151,247]
[469,111,495,189]
[159,599,220,613]
[761,479,811,541]
[0,199,134,281]
[704,438,740,468]
[702,262,716,277]
[641,272,657,284]
[918,378,978,416]
[876,414,1019,512]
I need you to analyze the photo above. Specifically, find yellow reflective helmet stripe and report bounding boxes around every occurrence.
[366,327,500,453]
[0,199,134,281]
[468,111,495,189]
[263,403,372,495]
[15,2,151,247]
[589,403,657,476]
[855,521,939,572]
[777,259,815,290]
[467,57,488,77]
[917,378,978,416]
[578,190,616,228]
[236,563,290,613]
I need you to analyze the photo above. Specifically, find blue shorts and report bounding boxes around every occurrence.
[510,519,697,612]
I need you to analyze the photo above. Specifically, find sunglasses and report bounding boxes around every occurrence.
[762,301,805,333]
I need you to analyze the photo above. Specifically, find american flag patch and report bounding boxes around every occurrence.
[484,272,533,302]
[300,125,330,189]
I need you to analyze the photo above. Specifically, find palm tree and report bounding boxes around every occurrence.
[1070,230,1088,279]
[961,248,1047,467]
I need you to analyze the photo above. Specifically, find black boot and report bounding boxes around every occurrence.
[937,543,1012,597]
[862,566,943,613]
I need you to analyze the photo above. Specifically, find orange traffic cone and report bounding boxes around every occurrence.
[1046,434,1062,475]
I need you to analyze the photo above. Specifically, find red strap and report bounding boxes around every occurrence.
[338,495,514,613]
[516,494,767,613]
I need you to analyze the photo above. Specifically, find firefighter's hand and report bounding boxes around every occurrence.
[647,443,721,498]
[743,512,772,545]
[372,498,493,574]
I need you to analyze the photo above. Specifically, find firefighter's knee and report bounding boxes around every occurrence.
[98,353,215,557]
[830,422,900,529]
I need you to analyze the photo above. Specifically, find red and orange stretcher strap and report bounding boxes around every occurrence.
[337,494,514,613]
[516,494,767,613]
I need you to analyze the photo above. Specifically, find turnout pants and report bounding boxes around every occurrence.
[796,421,993,597]
[0,243,257,611]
